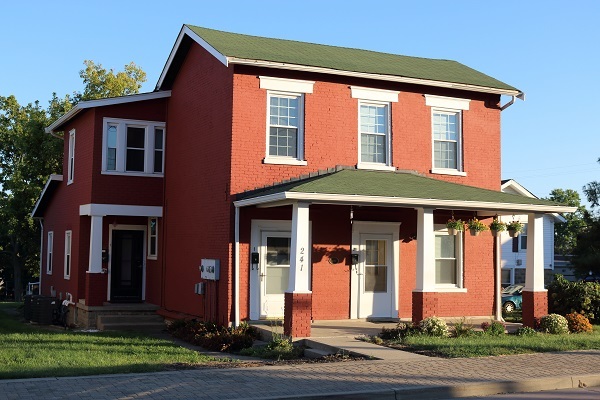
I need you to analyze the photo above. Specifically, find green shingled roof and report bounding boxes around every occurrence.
[186,25,519,93]
[237,169,564,209]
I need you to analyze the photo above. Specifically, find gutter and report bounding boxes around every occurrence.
[500,92,526,111]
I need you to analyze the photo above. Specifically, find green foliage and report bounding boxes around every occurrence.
[481,321,505,336]
[167,319,258,353]
[419,316,449,337]
[547,274,600,321]
[540,314,570,334]
[240,331,303,360]
[506,220,524,233]
[489,219,506,232]
[566,312,593,333]
[75,61,147,102]
[380,322,419,340]
[466,218,488,232]
[515,326,537,336]
[545,189,590,255]
[446,218,465,231]
[451,318,475,338]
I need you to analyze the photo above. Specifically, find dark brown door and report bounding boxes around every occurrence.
[111,230,144,302]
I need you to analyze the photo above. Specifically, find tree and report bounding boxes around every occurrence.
[583,157,600,213]
[545,189,590,255]
[0,61,146,300]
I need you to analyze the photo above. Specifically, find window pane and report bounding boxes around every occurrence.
[361,134,385,163]
[154,128,163,150]
[154,151,163,173]
[365,266,387,292]
[435,235,455,258]
[434,141,457,169]
[150,238,156,256]
[266,266,289,294]
[501,269,511,285]
[127,127,145,148]
[360,104,387,163]
[436,259,456,284]
[265,237,291,295]
[108,125,117,147]
[107,148,117,171]
[126,149,145,171]
[269,127,297,157]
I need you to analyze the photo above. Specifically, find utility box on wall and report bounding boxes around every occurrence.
[200,259,220,280]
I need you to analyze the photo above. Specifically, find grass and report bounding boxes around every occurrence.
[0,302,218,379]
[388,325,600,358]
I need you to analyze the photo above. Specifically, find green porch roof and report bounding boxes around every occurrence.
[235,169,572,213]
[186,25,519,94]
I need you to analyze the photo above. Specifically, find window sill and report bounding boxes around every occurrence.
[147,255,157,261]
[263,157,307,166]
[64,276,70,280]
[356,163,396,171]
[430,168,467,177]
[101,171,164,178]
[434,287,467,293]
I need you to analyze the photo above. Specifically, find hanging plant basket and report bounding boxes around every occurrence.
[448,227,458,236]
[508,230,520,238]
[491,230,502,238]
[470,228,480,236]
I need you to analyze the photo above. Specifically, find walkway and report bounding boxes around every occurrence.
[1,350,600,399]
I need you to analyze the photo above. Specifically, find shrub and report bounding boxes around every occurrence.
[240,332,303,360]
[566,312,593,333]
[452,318,475,338]
[515,326,537,336]
[419,316,449,337]
[167,319,258,352]
[481,321,505,336]
[539,314,569,334]
[380,322,419,340]
[547,274,600,322]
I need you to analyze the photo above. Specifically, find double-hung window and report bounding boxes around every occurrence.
[64,230,72,279]
[512,223,528,252]
[102,118,165,176]
[425,95,470,176]
[351,86,398,171]
[67,129,75,184]
[148,217,158,260]
[260,76,314,166]
[47,231,54,275]
[434,226,464,288]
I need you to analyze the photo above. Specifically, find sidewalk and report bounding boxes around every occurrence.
[1,350,600,399]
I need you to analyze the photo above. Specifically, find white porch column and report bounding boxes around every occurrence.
[288,202,311,293]
[88,215,104,273]
[415,208,435,291]
[525,213,545,292]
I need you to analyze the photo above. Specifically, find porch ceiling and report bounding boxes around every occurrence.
[234,168,576,214]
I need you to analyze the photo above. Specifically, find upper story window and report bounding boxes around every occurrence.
[148,217,158,260]
[67,129,75,184]
[102,118,165,177]
[259,76,314,166]
[434,225,464,289]
[64,230,72,280]
[425,95,470,176]
[351,86,399,171]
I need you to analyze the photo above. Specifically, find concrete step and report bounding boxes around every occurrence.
[303,347,333,359]
[303,338,342,354]
[97,314,165,332]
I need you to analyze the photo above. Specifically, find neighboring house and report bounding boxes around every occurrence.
[499,179,566,287]
[32,25,575,335]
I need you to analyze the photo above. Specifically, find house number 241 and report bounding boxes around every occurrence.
[299,247,305,271]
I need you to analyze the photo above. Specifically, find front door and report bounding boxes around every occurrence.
[111,230,144,302]
[357,234,393,318]
[259,232,291,318]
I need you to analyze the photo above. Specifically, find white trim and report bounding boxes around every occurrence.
[259,76,314,93]
[356,163,396,171]
[430,108,463,173]
[430,168,467,177]
[46,231,54,275]
[357,100,392,168]
[108,224,147,302]
[64,230,72,280]
[147,217,158,260]
[264,91,305,163]
[434,225,464,289]
[80,204,163,217]
[31,174,63,218]
[67,129,75,184]
[263,157,307,166]
[351,86,399,102]
[101,171,165,178]
[46,91,171,133]
[234,207,240,327]
[425,94,471,111]
[233,191,577,214]
[227,57,523,97]
[350,221,400,319]
[501,179,566,223]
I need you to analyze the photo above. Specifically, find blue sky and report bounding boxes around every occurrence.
[2,1,598,207]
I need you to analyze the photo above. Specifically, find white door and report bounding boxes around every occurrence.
[357,233,393,318]
[259,232,291,318]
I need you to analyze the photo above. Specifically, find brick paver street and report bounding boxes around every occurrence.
[1,350,600,399]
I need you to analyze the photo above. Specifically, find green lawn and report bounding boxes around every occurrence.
[0,302,218,379]
[391,325,600,358]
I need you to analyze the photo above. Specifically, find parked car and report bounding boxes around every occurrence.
[502,284,523,313]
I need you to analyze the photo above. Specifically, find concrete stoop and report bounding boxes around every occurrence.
[96,313,166,332]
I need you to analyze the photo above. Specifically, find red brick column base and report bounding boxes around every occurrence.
[85,272,108,306]
[284,292,312,338]
[522,290,548,328]
[412,291,439,324]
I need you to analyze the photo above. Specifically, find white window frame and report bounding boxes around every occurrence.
[46,231,54,275]
[64,230,72,280]
[351,86,398,171]
[260,76,314,166]
[67,129,75,184]
[434,225,464,290]
[425,95,470,176]
[147,217,158,260]
[101,118,165,177]
[519,223,528,252]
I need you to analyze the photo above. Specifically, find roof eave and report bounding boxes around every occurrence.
[31,174,63,218]
[234,191,576,214]
[45,91,172,134]
[227,57,524,98]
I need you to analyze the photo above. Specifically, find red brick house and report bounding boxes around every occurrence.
[33,25,574,335]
